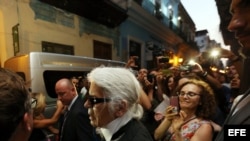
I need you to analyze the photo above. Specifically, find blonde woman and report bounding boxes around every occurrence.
[29,92,64,141]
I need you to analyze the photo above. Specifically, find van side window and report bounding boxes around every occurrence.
[43,70,88,98]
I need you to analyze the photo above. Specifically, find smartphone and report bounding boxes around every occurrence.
[170,96,179,113]
[179,65,192,72]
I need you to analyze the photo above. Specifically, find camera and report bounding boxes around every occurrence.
[147,74,154,83]
[159,57,169,63]
[179,65,193,72]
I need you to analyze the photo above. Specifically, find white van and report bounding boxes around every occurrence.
[4,52,126,116]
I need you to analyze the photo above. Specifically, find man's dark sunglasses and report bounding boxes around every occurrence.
[87,95,111,107]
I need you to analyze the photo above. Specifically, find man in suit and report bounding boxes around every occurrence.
[215,0,250,140]
[55,78,97,141]
[0,68,33,141]
[84,67,153,141]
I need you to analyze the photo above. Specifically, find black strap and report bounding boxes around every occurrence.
[180,116,197,127]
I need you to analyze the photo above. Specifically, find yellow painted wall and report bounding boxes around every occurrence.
[0,0,119,67]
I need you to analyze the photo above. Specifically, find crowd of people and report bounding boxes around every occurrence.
[125,53,240,140]
[1,0,249,141]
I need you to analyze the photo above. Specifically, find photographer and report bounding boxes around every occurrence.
[125,56,152,111]
[127,58,167,140]
[156,56,171,70]
[137,68,166,140]
[137,68,155,101]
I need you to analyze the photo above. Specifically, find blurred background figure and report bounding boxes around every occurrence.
[70,76,79,90]
[0,68,33,141]
[84,67,153,141]
[77,76,89,99]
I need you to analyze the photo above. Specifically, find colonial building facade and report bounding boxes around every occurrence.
[0,0,198,69]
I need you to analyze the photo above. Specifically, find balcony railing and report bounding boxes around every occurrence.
[133,0,195,46]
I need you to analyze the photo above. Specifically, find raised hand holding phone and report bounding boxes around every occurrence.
[170,96,179,113]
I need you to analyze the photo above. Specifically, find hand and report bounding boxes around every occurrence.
[171,110,187,132]
[154,113,164,121]
[155,73,164,85]
[216,48,237,59]
[56,100,64,111]
[125,56,138,68]
[48,126,59,134]
[164,106,179,122]
[137,75,145,84]
[191,63,204,74]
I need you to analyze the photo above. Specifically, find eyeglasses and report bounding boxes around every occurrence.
[87,95,111,107]
[31,98,37,109]
[177,91,200,98]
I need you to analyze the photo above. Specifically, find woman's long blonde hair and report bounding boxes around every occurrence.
[31,92,46,119]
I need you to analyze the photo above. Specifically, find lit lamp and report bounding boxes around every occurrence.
[171,55,182,66]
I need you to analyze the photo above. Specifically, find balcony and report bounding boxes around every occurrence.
[39,0,128,28]
[129,0,197,50]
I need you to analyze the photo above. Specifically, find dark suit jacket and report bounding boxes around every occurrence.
[60,96,96,141]
[214,93,250,141]
[106,119,153,141]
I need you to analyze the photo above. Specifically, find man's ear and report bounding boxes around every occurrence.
[115,100,128,117]
[9,113,33,141]
[22,112,33,132]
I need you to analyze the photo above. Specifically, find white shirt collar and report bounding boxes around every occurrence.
[99,112,132,141]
